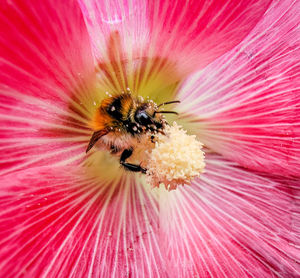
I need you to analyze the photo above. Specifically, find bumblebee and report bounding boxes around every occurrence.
[86,93,179,173]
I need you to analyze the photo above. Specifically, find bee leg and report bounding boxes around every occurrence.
[110,145,119,154]
[120,149,147,174]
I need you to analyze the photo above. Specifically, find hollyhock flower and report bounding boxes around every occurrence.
[0,0,299,277]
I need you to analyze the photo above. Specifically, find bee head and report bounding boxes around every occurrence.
[134,103,164,132]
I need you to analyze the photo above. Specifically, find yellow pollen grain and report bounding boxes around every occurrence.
[145,122,205,191]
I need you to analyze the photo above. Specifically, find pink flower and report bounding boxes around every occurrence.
[0,0,299,277]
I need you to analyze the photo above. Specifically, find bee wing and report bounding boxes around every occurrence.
[86,130,108,153]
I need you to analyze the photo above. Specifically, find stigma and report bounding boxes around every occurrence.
[144,122,205,191]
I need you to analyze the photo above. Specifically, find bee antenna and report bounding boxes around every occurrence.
[157,100,180,108]
[155,111,178,115]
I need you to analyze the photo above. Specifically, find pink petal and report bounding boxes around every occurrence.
[0,0,94,102]
[79,0,271,81]
[0,0,95,175]
[0,94,89,175]
[0,167,164,277]
[179,0,300,177]
[1,156,299,277]
[162,153,300,277]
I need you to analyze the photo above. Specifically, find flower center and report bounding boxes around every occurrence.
[79,89,205,190]
[71,32,205,189]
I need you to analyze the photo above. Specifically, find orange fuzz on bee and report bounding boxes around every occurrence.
[86,93,180,174]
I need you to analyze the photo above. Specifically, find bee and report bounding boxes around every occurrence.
[86,93,180,173]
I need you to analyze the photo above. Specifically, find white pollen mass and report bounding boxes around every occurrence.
[144,122,205,191]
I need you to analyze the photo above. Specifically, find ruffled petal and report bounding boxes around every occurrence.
[179,0,300,177]
[1,156,299,277]
[78,0,271,99]
[0,0,94,102]
[0,0,95,175]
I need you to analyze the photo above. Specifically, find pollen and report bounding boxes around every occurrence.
[145,122,205,191]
